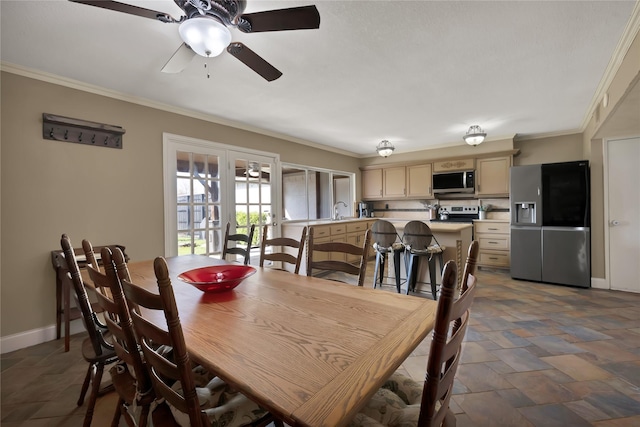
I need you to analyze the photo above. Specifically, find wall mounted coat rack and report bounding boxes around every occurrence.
[42,113,125,149]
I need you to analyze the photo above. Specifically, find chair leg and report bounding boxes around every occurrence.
[78,363,93,406]
[393,249,402,293]
[379,253,386,287]
[83,363,105,427]
[405,255,416,295]
[427,257,438,300]
[111,397,124,427]
[138,404,150,427]
[373,252,381,288]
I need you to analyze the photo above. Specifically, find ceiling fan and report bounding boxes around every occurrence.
[69,0,320,81]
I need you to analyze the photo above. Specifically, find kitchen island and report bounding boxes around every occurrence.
[282,218,472,292]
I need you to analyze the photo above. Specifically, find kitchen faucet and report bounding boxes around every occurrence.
[333,201,347,220]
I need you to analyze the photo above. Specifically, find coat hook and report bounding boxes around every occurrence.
[49,128,54,138]
[78,132,83,142]
[104,137,108,145]
[64,130,68,140]
[91,134,96,144]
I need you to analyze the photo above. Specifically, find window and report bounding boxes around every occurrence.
[282,164,355,221]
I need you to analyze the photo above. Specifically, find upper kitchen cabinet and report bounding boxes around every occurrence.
[362,168,383,199]
[383,166,407,198]
[476,156,512,196]
[433,158,475,173]
[407,163,433,198]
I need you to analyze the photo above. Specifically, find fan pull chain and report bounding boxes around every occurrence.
[205,53,211,79]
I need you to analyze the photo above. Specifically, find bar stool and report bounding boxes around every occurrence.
[402,220,445,299]
[371,220,405,293]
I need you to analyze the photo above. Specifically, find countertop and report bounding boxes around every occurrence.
[284,217,472,232]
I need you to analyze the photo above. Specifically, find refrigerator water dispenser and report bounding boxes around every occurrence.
[514,203,536,224]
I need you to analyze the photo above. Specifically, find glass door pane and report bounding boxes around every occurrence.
[176,151,224,256]
[228,152,278,265]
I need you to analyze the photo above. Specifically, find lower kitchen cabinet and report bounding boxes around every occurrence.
[474,220,510,269]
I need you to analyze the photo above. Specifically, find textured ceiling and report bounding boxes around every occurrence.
[1,1,637,157]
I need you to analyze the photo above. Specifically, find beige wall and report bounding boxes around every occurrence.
[0,72,360,338]
[513,133,584,165]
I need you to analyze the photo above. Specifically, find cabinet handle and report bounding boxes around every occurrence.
[379,190,382,196]
[478,185,481,192]
[488,241,499,244]
[488,228,498,231]
[489,257,499,260]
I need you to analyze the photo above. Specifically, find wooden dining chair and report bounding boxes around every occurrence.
[371,220,405,293]
[350,260,478,427]
[402,220,446,299]
[461,240,479,293]
[119,256,281,427]
[83,241,157,427]
[259,225,307,273]
[222,222,256,265]
[306,226,372,287]
[60,234,118,427]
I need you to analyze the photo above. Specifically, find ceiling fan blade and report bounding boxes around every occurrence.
[69,0,180,22]
[239,5,320,33]
[227,43,282,82]
[161,43,196,73]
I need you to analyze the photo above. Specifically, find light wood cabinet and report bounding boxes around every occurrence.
[476,156,511,196]
[433,158,474,173]
[407,163,433,198]
[383,166,406,198]
[362,168,383,199]
[346,221,370,263]
[474,220,510,269]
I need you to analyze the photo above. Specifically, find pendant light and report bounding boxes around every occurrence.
[376,140,395,157]
[463,125,487,146]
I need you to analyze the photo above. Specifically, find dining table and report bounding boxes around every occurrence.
[122,254,438,427]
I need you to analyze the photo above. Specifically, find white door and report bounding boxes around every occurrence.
[227,151,279,265]
[606,137,640,292]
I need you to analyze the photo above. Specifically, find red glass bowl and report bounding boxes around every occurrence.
[177,265,256,293]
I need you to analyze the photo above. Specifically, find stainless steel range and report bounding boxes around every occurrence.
[432,205,479,222]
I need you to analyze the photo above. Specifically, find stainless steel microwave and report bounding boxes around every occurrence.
[432,170,475,193]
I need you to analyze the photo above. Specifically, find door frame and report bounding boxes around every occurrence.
[163,133,280,257]
[602,135,640,291]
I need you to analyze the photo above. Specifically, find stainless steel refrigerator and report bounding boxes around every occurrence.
[510,161,591,288]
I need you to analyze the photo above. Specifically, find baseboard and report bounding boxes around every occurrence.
[1,319,85,354]
[591,277,608,290]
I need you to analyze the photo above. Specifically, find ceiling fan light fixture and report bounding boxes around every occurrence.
[376,140,395,157]
[179,16,231,57]
[247,162,261,177]
[463,125,487,146]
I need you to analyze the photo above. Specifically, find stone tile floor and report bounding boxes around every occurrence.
[2,266,640,426]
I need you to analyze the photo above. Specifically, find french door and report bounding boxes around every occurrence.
[228,151,279,264]
[163,134,279,260]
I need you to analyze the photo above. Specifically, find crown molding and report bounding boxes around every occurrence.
[0,62,361,158]
[514,128,582,141]
[581,1,640,132]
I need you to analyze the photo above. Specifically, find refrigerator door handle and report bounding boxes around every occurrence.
[537,187,540,196]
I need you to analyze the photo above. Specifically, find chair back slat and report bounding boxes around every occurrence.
[306,227,371,287]
[259,225,307,274]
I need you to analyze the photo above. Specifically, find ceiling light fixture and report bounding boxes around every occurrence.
[376,140,395,157]
[247,162,261,178]
[463,125,487,146]
[178,16,231,57]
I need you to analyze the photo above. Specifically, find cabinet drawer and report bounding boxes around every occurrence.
[312,226,330,238]
[475,222,509,234]
[346,222,367,233]
[478,236,509,250]
[478,251,510,267]
[330,224,346,235]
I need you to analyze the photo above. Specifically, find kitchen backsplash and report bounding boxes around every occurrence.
[370,198,510,221]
